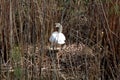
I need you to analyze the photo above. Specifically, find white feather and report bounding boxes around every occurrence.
[49,31,66,44]
[49,23,66,47]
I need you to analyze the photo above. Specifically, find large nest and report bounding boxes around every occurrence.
[41,43,99,80]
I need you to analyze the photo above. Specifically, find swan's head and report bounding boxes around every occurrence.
[55,23,62,28]
[55,23,63,33]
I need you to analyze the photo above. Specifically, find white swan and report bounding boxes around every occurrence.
[49,23,66,49]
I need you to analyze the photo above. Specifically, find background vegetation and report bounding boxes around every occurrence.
[0,0,120,80]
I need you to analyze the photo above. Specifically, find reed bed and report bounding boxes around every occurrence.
[0,0,120,80]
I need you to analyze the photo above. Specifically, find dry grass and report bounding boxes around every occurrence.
[0,0,120,80]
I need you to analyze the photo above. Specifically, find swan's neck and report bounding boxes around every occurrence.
[58,25,62,33]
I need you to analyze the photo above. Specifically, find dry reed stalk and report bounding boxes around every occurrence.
[0,0,119,80]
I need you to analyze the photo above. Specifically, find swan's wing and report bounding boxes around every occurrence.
[57,33,66,44]
[58,33,66,40]
[49,31,58,43]
[49,32,66,44]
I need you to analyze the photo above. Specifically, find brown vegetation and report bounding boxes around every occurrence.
[0,0,120,80]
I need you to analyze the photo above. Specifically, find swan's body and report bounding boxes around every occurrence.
[49,31,65,44]
[49,23,66,49]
